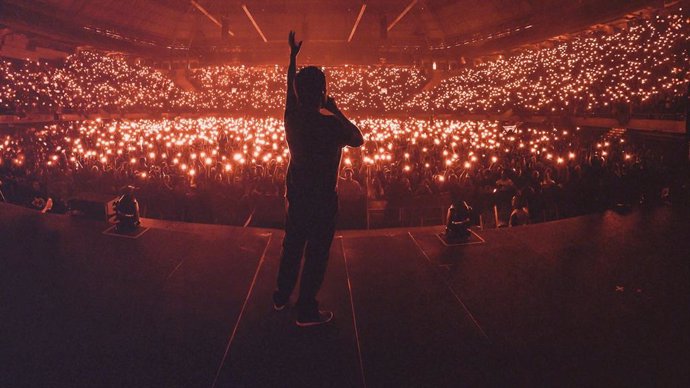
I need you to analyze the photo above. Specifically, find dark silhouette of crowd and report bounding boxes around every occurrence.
[1,117,687,229]
[1,12,687,118]
[407,13,688,120]
[1,10,689,228]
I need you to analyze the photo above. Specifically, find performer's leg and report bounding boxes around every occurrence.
[296,198,337,315]
[274,201,307,305]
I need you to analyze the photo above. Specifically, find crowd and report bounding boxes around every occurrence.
[185,64,429,114]
[1,12,687,119]
[0,54,429,116]
[0,59,62,114]
[408,13,689,118]
[311,66,429,112]
[0,51,193,114]
[1,10,689,228]
[1,116,685,228]
[0,117,287,224]
[186,65,285,113]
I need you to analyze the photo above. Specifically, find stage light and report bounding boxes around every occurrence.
[113,185,140,233]
[445,201,473,240]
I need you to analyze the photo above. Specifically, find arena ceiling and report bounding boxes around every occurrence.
[0,0,670,64]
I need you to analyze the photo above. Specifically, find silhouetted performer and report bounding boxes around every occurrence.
[273,31,364,327]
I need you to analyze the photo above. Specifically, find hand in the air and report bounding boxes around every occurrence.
[289,31,302,57]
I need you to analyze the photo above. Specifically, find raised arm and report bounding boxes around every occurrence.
[286,31,302,111]
[324,96,364,148]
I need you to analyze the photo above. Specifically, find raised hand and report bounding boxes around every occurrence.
[288,31,302,57]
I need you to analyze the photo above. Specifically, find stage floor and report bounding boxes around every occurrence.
[1,203,689,387]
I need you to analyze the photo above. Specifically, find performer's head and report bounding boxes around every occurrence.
[294,66,326,110]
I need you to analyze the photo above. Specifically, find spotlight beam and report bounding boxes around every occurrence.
[387,0,418,32]
[190,0,234,36]
[242,4,268,43]
[348,3,367,43]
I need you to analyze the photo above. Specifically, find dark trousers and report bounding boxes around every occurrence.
[274,195,337,315]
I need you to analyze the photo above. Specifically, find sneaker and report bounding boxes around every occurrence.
[272,292,288,311]
[296,310,334,327]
